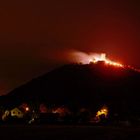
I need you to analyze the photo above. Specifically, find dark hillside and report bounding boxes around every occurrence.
[1,62,140,116]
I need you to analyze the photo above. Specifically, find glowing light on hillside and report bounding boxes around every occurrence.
[96,106,108,118]
[91,53,123,68]
[25,107,29,112]
[70,51,124,68]
[94,106,109,122]
[70,51,140,72]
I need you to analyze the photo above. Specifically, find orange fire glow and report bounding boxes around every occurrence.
[71,51,124,67]
[71,51,140,72]
[90,53,123,68]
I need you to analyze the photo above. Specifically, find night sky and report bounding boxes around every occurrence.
[0,0,140,95]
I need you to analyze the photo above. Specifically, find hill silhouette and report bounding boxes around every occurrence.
[1,62,140,117]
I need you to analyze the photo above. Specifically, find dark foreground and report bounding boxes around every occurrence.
[0,125,140,140]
